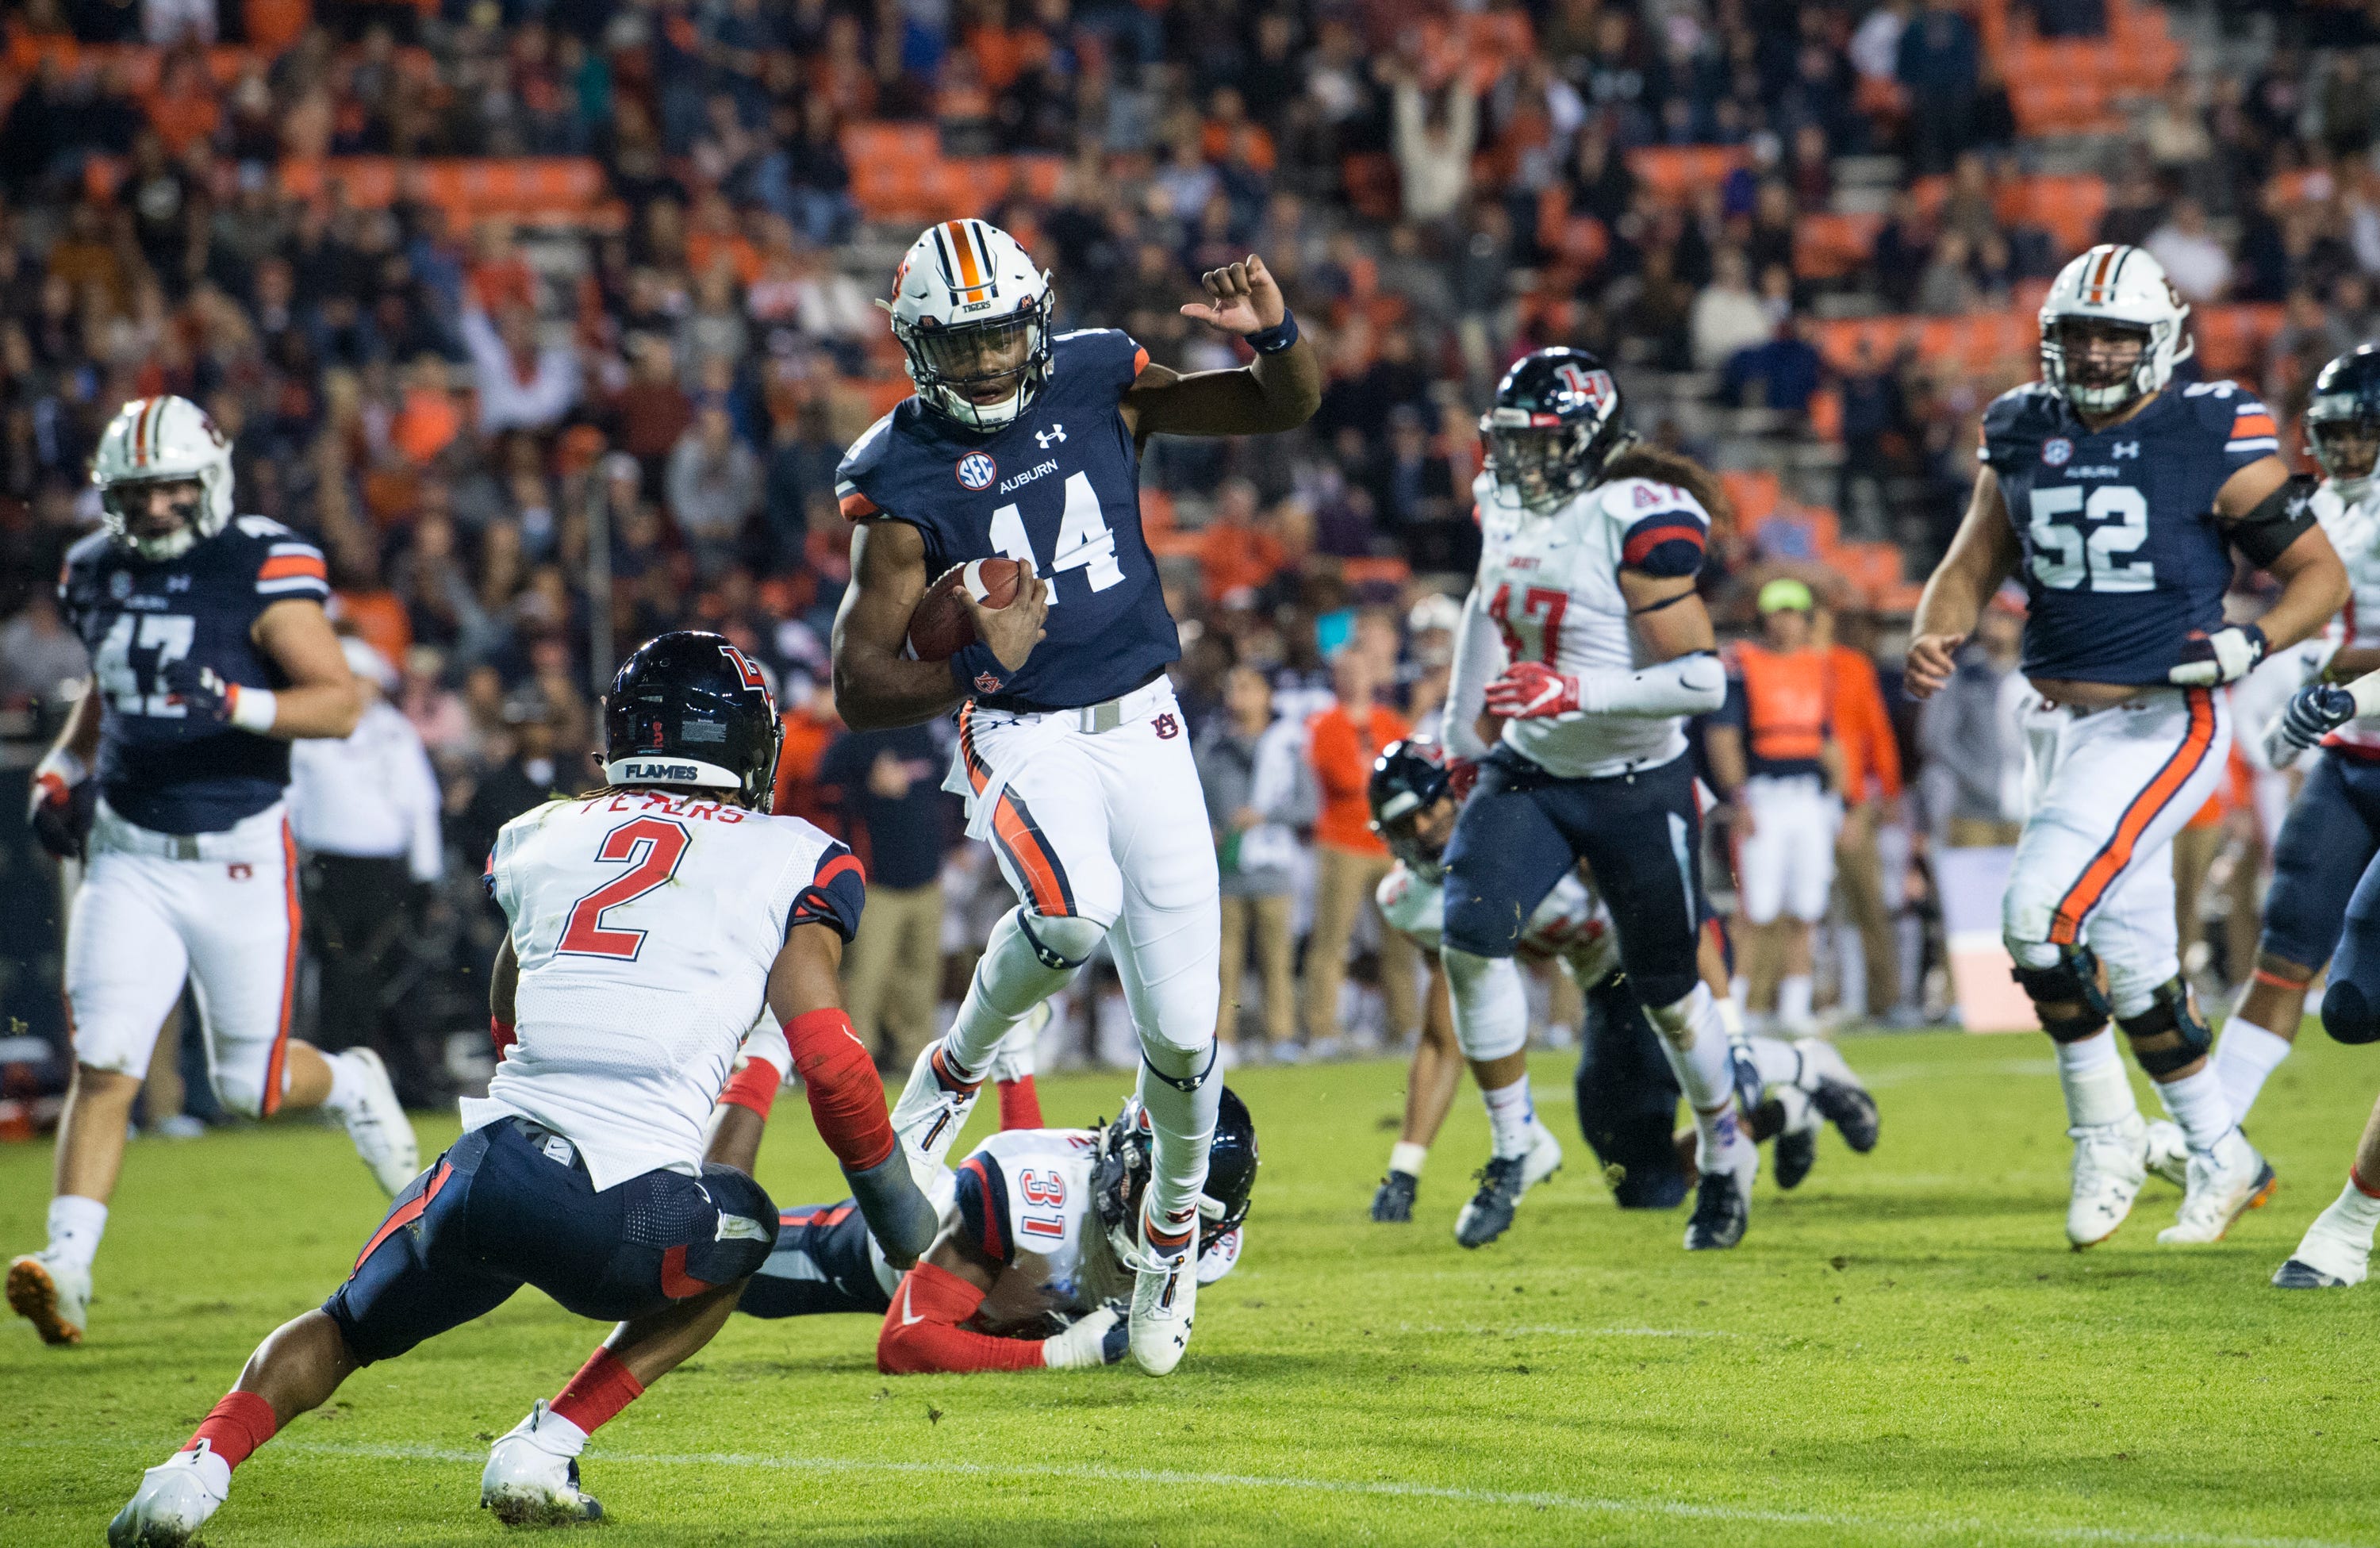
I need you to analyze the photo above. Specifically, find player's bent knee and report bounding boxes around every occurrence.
[689,1164,781,1285]
[210,1066,270,1121]
[2324,979,2380,1045]
[1016,909,1106,970]
[1440,947,1530,1061]
[2115,978,2212,1075]
[2008,944,2113,1043]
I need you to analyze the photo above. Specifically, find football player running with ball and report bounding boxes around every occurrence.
[1908,245,2347,1250]
[1436,348,1750,1251]
[829,218,1317,1375]
[106,635,935,1545]
[14,395,413,1349]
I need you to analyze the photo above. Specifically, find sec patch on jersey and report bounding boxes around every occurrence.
[905,558,1031,662]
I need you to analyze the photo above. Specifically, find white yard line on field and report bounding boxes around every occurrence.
[228,1439,2369,1548]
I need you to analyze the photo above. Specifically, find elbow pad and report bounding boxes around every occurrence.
[2228,474,2319,568]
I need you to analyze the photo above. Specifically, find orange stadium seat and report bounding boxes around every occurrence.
[1630,146,1747,206]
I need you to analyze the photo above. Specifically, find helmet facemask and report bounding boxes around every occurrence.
[1483,418,1596,514]
[102,474,213,562]
[896,299,1053,432]
[2041,315,2167,416]
[2310,401,2380,504]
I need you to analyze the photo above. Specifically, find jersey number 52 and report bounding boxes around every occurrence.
[2027,486,2154,593]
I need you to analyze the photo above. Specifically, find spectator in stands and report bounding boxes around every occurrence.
[1723,315,1825,421]
[1302,643,1417,1055]
[460,302,580,434]
[2145,194,2233,303]
[666,404,762,580]
[819,723,950,1070]
[1199,665,1315,1063]
[1691,248,1771,371]
[1896,0,1980,175]
[1390,66,1478,229]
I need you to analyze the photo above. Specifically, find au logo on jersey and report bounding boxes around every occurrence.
[2041,437,2074,467]
[956,452,998,491]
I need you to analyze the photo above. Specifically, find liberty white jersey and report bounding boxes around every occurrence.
[1451,472,1711,777]
[472,790,864,1190]
[2314,481,2380,758]
[952,1127,1242,1335]
[1376,861,1618,983]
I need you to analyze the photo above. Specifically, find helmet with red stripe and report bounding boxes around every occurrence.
[885,219,1054,431]
[2039,244,2193,415]
[92,394,236,560]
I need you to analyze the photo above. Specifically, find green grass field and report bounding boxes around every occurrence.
[8,1028,2380,1546]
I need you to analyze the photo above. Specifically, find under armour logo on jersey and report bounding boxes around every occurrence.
[1153,713,1180,739]
[2113,441,2140,459]
[1035,423,1066,448]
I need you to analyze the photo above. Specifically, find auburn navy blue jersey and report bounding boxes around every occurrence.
[835,328,1180,710]
[59,516,330,833]
[1982,380,2279,685]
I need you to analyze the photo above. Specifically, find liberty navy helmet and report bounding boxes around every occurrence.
[2308,344,2380,501]
[1480,347,1633,513]
[1095,1087,1258,1255]
[1368,739,1476,878]
[602,632,782,810]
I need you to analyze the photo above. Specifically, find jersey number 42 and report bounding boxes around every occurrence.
[2027,485,2152,593]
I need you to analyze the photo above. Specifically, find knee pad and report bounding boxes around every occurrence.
[2325,979,2380,1046]
[1142,1039,1218,1092]
[1441,947,1530,1062]
[1016,909,1104,970]
[2009,945,2112,1043]
[2115,978,2213,1075]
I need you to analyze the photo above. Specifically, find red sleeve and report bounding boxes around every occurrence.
[877,1262,1047,1374]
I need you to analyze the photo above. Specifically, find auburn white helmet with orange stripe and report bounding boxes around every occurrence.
[92,394,236,559]
[2039,244,2194,414]
[885,218,1054,430]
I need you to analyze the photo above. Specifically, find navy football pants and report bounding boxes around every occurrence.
[1573,972,1690,1210]
[2262,752,2380,970]
[324,1119,777,1364]
[735,1198,893,1319]
[1442,746,1705,1007]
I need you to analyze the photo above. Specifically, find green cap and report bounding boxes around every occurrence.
[1757,577,1815,615]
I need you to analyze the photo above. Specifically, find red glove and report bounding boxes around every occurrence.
[1483,661,1582,720]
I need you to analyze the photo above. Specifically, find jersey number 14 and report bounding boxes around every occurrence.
[2027,486,2153,593]
[988,471,1123,604]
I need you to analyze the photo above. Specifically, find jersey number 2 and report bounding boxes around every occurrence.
[557,816,690,961]
[1488,583,1568,664]
[988,471,1124,605]
[2027,486,2153,593]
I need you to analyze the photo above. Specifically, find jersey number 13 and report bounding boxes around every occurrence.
[2027,485,2153,593]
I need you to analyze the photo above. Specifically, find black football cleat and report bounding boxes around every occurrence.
[2272,1258,2351,1289]
[1683,1158,1752,1250]
[1454,1156,1527,1249]
[1810,1075,1880,1154]
[1773,1124,1817,1190]
[1371,1170,1418,1223]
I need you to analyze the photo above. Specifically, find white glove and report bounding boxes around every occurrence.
[1040,1304,1127,1369]
[2167,624,2267,686]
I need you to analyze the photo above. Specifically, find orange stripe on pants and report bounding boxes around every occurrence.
[992,794,1068,916]
[2048,689,2216,945]
[262,820,299,1116]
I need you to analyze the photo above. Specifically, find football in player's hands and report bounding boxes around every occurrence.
[904,558,1033,662]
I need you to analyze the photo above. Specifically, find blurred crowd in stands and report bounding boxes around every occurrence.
[0,0,2361,1117]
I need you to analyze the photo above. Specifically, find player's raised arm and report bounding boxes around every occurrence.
[1119,255,1321,441]
[831,520,1048,731]
[1907,464,2021,700]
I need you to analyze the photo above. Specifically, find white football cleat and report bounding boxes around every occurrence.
[891,1040,983,1185]
[2067,1114,2149,1249]
[1519,1119,1564,1188]
[482,1402,604,1527]
[335,1049,419,1197]
[2158,1131,2278,1246]
[1123,1209,1196,1377]
[2142,1119,2190,1189]
[7,1247,90,1346]
[2274,1197,2373,1289]
[107,1443,228,1546]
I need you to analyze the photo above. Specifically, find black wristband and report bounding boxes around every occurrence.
[1246,309,1299,355]
[952,640,1011,698]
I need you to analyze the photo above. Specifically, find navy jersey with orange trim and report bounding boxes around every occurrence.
[835,328,1180,710]
[1982,381,2277,686]
[60,516,330,833]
